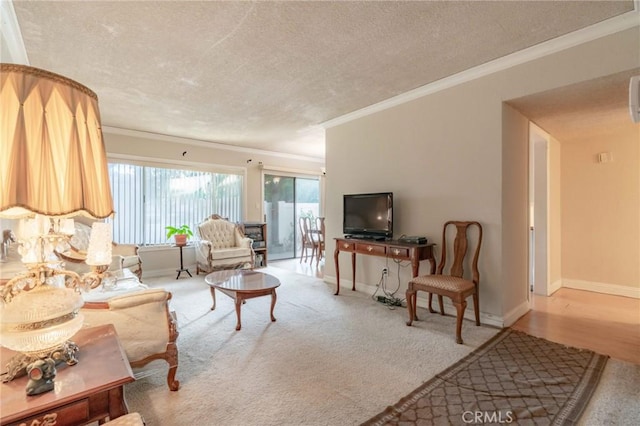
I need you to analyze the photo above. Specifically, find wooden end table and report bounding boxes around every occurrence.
[205,269,280,331]
[0,324,135,426]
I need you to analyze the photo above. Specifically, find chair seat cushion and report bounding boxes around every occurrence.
[210,247,252,260]
[409,275,475,292]
[104,412,144,425]
[121,255,140,268]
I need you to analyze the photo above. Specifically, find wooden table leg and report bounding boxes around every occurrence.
[107,386,129,420]
[351,252,356,291]
[334,245,340,295]
[210,287,217,310]
[270,289,277,322]
[411,258,420,278]
[234,295,243,331]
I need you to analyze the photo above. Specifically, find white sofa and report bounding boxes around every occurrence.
[81,288,180,391]
[195,215,253,274]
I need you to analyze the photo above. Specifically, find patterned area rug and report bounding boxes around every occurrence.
[362,329,608,426]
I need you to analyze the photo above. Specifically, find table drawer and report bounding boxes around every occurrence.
[355,243,386,256]
[337,241,355,251]
[388,246,410,259]
[7,399,89,426]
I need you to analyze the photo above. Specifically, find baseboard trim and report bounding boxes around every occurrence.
[562,279,640,299]
[143,265,197,280]
[502,301,530,327]
[548,279,563,295]
[325,276,504,328]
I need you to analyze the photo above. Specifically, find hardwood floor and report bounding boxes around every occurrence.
[510,288,640,365]
[270,257,324,279]
[271,258,639,365]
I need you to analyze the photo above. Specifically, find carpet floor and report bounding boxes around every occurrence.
[124,267,640,425]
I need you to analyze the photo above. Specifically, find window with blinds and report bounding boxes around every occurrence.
[108,163,243,245]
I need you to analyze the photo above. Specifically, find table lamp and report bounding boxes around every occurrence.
[0,63,114,395]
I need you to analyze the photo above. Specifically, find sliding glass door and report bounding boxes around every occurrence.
[264,174,319,260]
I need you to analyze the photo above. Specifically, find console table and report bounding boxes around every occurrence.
[333,238,436,295]
[1,324,135,426]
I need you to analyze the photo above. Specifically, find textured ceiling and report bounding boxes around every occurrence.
[508,69,640,145]
[9,0,636,159]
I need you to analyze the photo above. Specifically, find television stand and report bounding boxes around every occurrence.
[333,237,435,295]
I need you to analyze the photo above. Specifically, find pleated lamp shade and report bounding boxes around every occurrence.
[0,63,114,219]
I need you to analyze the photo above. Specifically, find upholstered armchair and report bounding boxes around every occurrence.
[195,214,253,274]
[57,220,143,281]
[81,289,180,391]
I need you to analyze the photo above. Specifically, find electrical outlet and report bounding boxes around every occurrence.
[382,267,388,275]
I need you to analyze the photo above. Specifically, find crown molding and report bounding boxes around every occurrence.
[107,152,247,176]
[102,125,324,164]
[323,10,640,129]
[0,0,28,64]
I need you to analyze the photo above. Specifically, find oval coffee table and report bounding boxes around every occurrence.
[204,269,281,330]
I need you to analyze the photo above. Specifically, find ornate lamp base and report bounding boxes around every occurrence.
[1,340,79,394]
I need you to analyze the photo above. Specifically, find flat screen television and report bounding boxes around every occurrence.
[343,192,393,240]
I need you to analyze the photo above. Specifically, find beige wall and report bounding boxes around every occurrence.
[324,28,639,325]
[501,104,530,322]
[549,135,562,291]
[326,85,504,319]
[561,125,640,289]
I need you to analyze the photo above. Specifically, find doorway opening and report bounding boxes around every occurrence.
[264,174,320,261]
[529,123,561,297]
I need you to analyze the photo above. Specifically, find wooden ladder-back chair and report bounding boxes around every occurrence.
[314,217,325,265]
[406,221,483,344]
[298,217,317,263]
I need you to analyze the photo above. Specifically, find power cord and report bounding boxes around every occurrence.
[372,262,405,309]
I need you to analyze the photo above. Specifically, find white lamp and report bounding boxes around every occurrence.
[86,222,113,267]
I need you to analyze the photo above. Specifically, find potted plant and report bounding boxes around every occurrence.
[165,224,193,246]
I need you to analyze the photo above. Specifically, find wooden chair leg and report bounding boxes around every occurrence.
[452,298,467,344]
[473,292,480,326]
[405,289,416,326]
[438,295,445,315]
[166,343,180,391]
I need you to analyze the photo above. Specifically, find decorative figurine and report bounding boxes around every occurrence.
[26,358,56,395]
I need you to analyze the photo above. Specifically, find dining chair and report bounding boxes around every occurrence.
[298,217,317,263]
[406,221,483,344]
[314,217,325,265]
